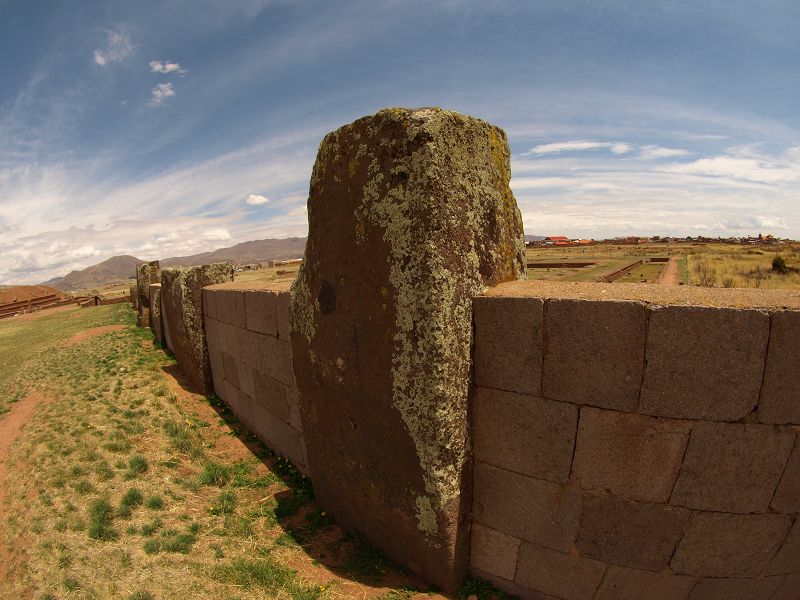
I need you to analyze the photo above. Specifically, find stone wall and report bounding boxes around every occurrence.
[202,280,306,472]
[470,280,800,600]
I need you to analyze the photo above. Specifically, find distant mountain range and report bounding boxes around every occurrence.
[42,237,307,292]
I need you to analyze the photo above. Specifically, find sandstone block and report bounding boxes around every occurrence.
[595,566,696,600]
[276,291,290,340]
[202,288,218,321]
[223,380,253,425]
[215,289,246,329]
[772,574,800,600]
[250,400,306,469]
[469,567,548,600]
[209,347,225,395]
[216,320,239,357]
[261,336,293,386]
[515,542,605,600]
[670,421,795,513]
[222,352,240,389]
[470,523,521,582]
[576,493,691,571]
[771,440,800,513]
[767,519,800,576]
[759,310,800,424]
[288,108,526,590]
[160,262,234,395]
[472,387,577,483]
[687,577,785,600]
[148,283,164,346]
[473,462,581,552]
[203,317,222,350]
[244,290,277,335]
[473,296,543,396]
[253,370,291,423]
[543,299,646,411]
[136,260,160,328]
[671,512,792,577]
[640,305,769,420]
[571,407,691,503]
[237,361,256,400]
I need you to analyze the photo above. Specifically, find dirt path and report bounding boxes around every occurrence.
[65,324,126,346]
[658,257,679,286]
[0,391,45,594]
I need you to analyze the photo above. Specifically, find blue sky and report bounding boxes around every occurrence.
[1,0,799,284]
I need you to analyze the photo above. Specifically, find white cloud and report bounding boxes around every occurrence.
[148,83,175,107]
[639,145,691,160]
[526,140,633,156]
[93,29,135,66]
[149,60,188,75]
[245,193,270,206]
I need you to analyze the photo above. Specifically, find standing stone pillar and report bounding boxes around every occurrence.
[289,107,525,590]
[136,261,160,327]
[148,283,164,347]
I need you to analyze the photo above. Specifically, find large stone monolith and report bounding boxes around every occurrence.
[149,283,164,347]
[289,107,525,590]
[161,262,233,394]
[136,261,160,327]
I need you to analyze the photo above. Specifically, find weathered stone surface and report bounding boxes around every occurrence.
[671,512,792,577]
[472,386,577,483]
[571,407,691,502]
[595,566,696,600]
[136,260,160,328]
[276,291,290,341]
[473,296,543,395]
[214,289,246,329]
[515,542,606,600]
[640,305,769,421]
[470,567,554,600]
[543,299,646,411]
[288,108,525,590]
[160,262,233,395]
[130,284,138,310]
[470,523,520,582]
[759,310,800,424]
[670,421,795,513]
[771,439,800,513]
[244,290,277,335]
[772,574,800,600]
[687,577,786,600]
[767,519,800,575]
[576,493,691,571]
[473,462,581,552]
[148,283,164,347]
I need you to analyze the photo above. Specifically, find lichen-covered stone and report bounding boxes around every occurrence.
[160,262,233,394]
[289,107,525,590]
[130,284,138,310]
[149,283,164,347]
[136,261,160,327]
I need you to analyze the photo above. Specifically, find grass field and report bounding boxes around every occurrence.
[0,305,506,600]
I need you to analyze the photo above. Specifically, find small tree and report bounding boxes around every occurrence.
[772,255,788,274]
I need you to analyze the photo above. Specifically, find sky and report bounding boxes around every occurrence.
[1,0,800,285]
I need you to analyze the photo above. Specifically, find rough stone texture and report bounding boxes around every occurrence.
[473,462,581,552]
[670,512,792,577]
[130,284,138,310]
[687,577,786,600]
[472,386,577,483]
[576,493,691,571]
[767,519,800,576]
[772,574,800,600]
[543,299,646,411]
[160,262,233,395]
[595,566,696,600]
[473,296,542,395]
[759,310,800,424]
[470,523,520,582]
[515,542,606,600]
[670,421,795,513]
[639,305,769,421]
[288,108,525,590]
[571,407,691,503]
[771,439,800,513]
[148,283,164,347]
[136,260,160,328]
[244,289,277,335]
[214,289,246,329]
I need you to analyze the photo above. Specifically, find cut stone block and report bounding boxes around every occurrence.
[160,262,233,395]
[276,291,290,341]
[767,519,800,575]
[472,386,577,483]
[543,299,646,411]
[576,493,691,571]
[473,462,581,552]
[289,108,525,590]
[515,542,606,600]
[136,260,160,328]
[772,574,800,600]
[148,283,164,347]
[571,407,691,503]
[470,523,521,582]
[473,296,543,396]
[596,566,696,600]
[687,577,786,600]
[771,439,800,513]
[670,421,795,513]
[214,289,246,329]
[670,512,792,577]
[640,305,769,421]
[759,310,800,424]
[244,290,277,335]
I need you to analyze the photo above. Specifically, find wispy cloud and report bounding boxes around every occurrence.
[525,140,633,156]
[148,82,175,107]
[149,60,188,75]
[639,145,690,160]
[245,194,269,206]
[93,29,135,66]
